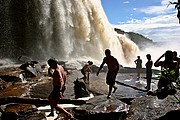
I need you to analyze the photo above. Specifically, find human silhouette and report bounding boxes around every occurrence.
[96,49,119,99]
[80,61,93,84]
[134,56,142,79]
[145,54,153,91]
[47,59,73,119]
[173,51,180,81]
[154,50,178,89]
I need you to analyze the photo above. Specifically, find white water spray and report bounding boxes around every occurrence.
[0,0,139,65]
[40,0,139,64]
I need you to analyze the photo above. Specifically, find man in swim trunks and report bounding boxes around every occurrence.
[47,58,73,119]
[96,49,119,98]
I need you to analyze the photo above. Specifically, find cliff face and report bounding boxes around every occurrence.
[114,28,155,50]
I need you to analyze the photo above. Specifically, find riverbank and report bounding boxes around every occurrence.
[0,62,180,120]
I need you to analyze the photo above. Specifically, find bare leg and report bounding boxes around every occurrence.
[112,85,117,93]
[137,72,141,80]
[55,106,73,118]
[47,105,54,117]
[47,96,55,117]
[107,85,113,98]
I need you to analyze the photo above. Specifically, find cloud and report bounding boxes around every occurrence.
[114,13,180,42]
[113,0,180,42]
[133,8,137,11]
[123,1,130,4]
[139,5,174,15]
[138,0,177,15]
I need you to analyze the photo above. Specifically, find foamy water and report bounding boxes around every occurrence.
[0,0,139,65]
[1,0,179,70]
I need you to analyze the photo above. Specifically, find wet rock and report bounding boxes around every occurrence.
[1,104,46,120]
[74,95,128,120]
[0,85,29,99]
[30,79,51,99]
[19,111,46,120]
[74,78,90,99]
[126,91,180,120]
[75,112,126,120]
[157,109,180,120]
[0,78,7,90]
[0,64,179,120]
[0,67,21,77]
[119,67,160,74]
[19,61,43,77]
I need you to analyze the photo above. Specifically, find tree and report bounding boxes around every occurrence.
[169,0,180,23]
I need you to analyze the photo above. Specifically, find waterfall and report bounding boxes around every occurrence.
[0,0,139,64]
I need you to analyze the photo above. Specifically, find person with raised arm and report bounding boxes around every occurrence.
[96,49,119,99]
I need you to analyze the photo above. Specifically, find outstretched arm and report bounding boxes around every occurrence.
[96,60,105,76]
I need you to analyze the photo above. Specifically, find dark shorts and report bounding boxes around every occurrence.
[50,88,60,100]
[81,69,85,76]
[106,69,118,85]
[50,85,66,100]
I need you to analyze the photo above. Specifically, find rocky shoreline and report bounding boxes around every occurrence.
[0,62,180,120]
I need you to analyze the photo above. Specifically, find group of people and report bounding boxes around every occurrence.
[134,55,153,91]
[46,49,120,118]
[134,50,180,91]
[46,49,180,119]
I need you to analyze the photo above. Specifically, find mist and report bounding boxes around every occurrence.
[127,41,180,69]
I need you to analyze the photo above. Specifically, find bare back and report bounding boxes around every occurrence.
[103,56,119,71]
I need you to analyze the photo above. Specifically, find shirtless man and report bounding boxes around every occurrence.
[80,61,93,83]
[96,49,119,98]
[154,50,178,89]
[47,59,73,119]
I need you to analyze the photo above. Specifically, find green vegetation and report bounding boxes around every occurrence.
[126,32,153,45]
[158,67,176,82]
[168,0,180,23]
[114,28,155,50]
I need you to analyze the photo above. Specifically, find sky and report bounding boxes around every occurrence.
[101,0,180,42]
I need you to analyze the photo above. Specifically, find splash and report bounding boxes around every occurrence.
[117,34,139,64]
[0,0,139,65]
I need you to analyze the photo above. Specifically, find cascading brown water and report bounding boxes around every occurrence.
[0,0,139,64]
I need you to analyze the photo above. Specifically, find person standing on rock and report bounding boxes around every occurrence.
[96,49,119,99]
[80,61,93,84]
[134,56,142,79]
[145,54,153,91]
[47,58,73,119]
